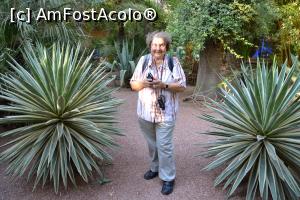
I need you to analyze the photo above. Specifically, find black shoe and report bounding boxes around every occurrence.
[161,180,175,195]
[143,170,158,180]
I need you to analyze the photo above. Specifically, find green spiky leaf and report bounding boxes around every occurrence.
[200,57,300,200]
[0,43,122,194]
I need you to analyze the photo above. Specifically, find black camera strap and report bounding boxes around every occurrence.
[156,60,164,95]
[151,57,165,92]
[152,59,166,110]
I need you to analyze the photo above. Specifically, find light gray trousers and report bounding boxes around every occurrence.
[138,118,176,181]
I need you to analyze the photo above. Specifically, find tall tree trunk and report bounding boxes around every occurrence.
[118,21,125,42]
[192,41,223,99]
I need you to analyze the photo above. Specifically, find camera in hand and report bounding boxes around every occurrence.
[157,95,165,110]
[146,72,154,82]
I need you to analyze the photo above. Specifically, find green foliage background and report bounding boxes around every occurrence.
[167,0,299,61]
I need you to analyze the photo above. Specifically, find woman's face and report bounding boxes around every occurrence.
[150,37,167,61]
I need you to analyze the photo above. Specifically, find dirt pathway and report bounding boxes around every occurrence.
[0,87,244,200]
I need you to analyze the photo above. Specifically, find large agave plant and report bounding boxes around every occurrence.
[200,57,300,200]
[0,43,122,193]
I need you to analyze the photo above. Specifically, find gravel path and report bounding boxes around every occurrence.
[0,87,245,200]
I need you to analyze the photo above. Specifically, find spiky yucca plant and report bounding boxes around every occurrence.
[114,39,136,87]
[0,43,122,193]
[201,57,300,200]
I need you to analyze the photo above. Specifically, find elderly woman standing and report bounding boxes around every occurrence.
[130,31,186,195]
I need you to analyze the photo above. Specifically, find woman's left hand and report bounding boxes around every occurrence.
[152,80,166,89]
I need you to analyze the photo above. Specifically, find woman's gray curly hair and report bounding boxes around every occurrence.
[146,31,172,51]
